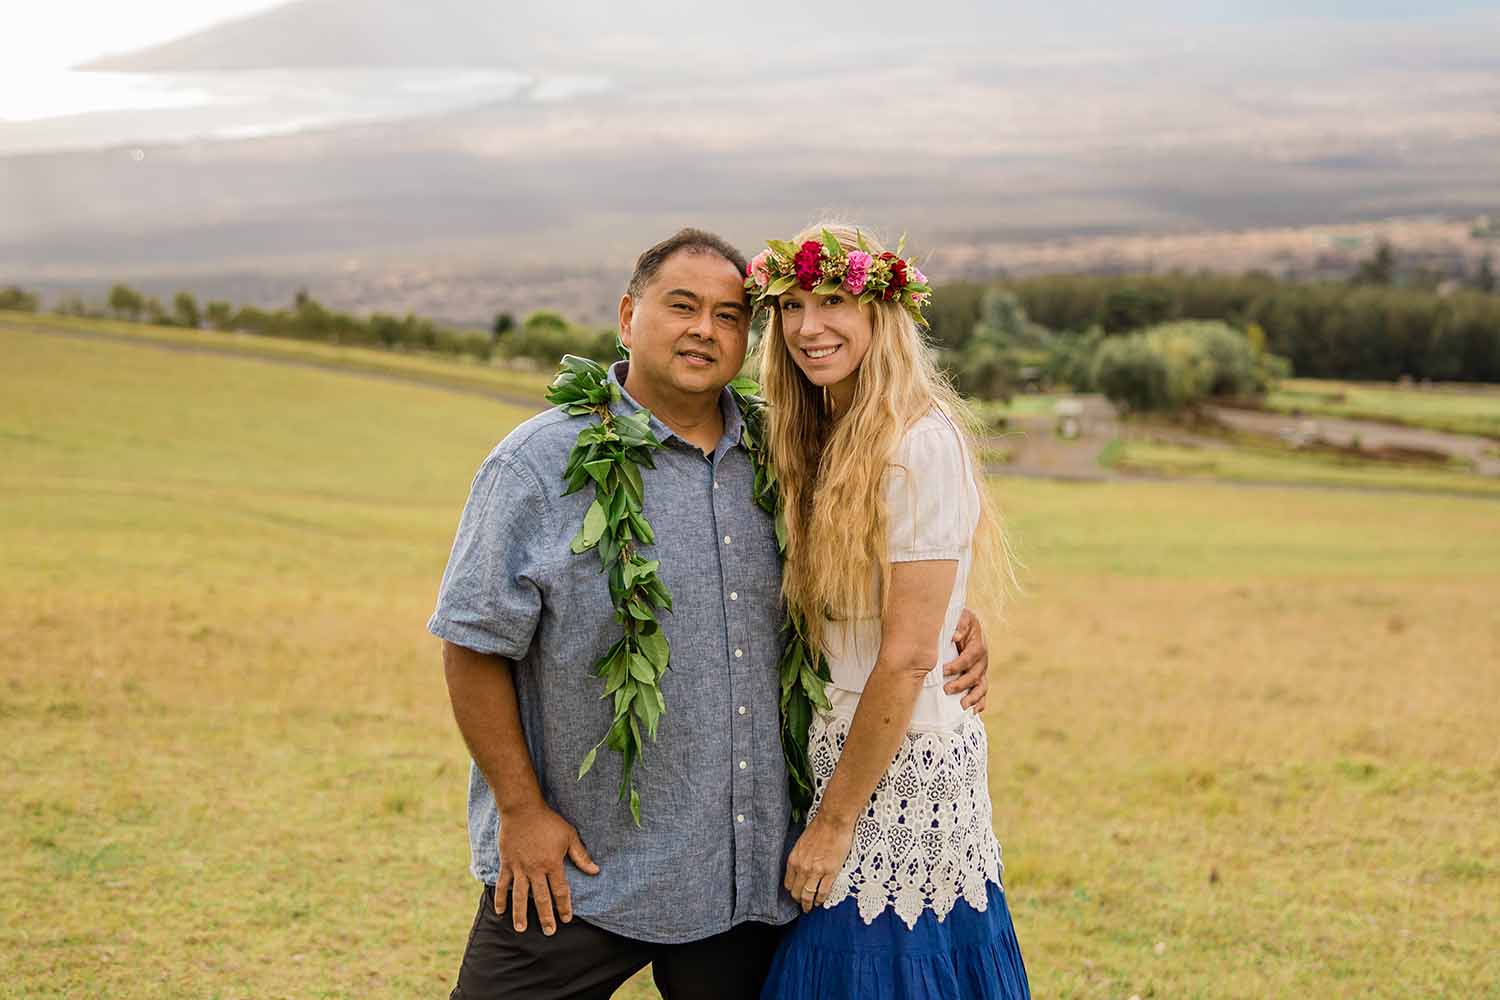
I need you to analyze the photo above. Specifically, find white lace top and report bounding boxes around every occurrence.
[809,408,1004,928]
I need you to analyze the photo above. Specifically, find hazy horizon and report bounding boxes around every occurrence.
[4,0,1499,322]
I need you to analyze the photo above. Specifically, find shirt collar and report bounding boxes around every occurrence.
[607,360,745,458]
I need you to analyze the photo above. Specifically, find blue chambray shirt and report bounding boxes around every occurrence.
[428,361,799,943]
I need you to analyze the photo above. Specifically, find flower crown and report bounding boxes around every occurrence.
[744,229,933,326]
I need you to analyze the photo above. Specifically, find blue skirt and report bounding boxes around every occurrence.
[760,880,1030,1000]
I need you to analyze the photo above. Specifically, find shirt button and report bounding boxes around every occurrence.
[713,481,721,490]
[739,760,748,770]
[730,591,738,601]
[736,814,745,824]
[738,705,747,715]
[723,535,731,545]
[734,648,743,658]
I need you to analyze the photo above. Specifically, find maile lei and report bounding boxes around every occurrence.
[545,355,830,826]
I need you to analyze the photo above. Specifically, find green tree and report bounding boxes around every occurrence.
[1352,240,1396,286]
[1477,254,1496,294]
[1101,284,1175,333]
[0,285,39,311]
[492,311,516,341]
[108,283,145,321]
[172,292,201,329]
[947,290,1053,399]
[204,300,234,330]
[1091,320,1288,414]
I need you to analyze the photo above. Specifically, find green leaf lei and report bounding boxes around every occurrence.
[547,356,831,826]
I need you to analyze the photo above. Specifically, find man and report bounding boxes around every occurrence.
[428,228,990,999]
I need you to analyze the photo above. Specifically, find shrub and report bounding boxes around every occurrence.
[1091,321,1288,414]
[0,285,39,311]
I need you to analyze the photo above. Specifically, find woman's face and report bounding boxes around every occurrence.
[777,286,874,405]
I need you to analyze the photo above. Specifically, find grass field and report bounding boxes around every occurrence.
[3,322,1498,998]
[1267,378,1500,440]
[1107,436,1500,498]
[0,309,554,404]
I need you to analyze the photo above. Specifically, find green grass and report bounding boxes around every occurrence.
[973,394,1064,425]
[1108,435,1500,498]
[1267,377,1500,440]
[4,322,1499,998]
[0,308,554,403]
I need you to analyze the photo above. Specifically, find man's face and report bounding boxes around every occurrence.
[619,249,750,399]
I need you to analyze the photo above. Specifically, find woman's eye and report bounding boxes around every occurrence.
[782,301,800,312]
[825,295,843,306]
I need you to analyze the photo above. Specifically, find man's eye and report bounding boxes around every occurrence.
[672,303,692,311]
[717,312,738,323]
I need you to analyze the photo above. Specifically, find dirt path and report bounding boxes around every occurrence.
[986,396,1120,481]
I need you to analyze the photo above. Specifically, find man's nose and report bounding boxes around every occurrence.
[686,308,713,339]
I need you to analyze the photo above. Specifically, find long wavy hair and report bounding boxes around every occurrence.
[756,221,1015,643]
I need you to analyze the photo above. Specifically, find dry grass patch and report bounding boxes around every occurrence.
[4,327,1498,998]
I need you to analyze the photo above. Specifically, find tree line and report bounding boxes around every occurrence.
[926,247,1500,385]
[5,237,1498,408]
[5,282,623,368]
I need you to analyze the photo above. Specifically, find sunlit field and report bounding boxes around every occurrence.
[3,324,1497,999]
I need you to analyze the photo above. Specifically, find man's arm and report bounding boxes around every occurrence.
[942,607,990,712]
[443,640,599,936]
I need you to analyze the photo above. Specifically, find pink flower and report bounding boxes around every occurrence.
[909,263,928,286]
[843,250,873,295]
[747,250,771,288]
[793,240,824,291]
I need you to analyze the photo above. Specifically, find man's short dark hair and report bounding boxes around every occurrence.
[627,228,748,300]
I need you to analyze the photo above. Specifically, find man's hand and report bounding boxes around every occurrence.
[943,607,990,712]
[494,802,600,935]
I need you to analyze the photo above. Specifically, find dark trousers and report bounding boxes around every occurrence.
[451,884,786,1000]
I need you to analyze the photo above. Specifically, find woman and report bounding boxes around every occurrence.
[749,223,1030,998]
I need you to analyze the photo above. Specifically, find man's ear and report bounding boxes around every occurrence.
[618,294,635,349]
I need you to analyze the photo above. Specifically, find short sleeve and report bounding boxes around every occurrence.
[427,455,550,659]
[883,416,976,563]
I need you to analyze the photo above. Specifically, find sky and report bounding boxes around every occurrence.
[13,0,1500,78]
[4,0,1496,136]
[6,0,282,77]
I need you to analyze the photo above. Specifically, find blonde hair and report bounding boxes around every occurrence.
[756,221,1015,642]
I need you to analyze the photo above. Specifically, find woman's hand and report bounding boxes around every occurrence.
[783,813,856,913]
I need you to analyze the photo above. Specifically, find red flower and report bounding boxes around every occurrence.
[793,240,824,290]
[880,254,909,301]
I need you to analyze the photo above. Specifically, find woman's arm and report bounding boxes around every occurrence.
[782,558,959,911]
